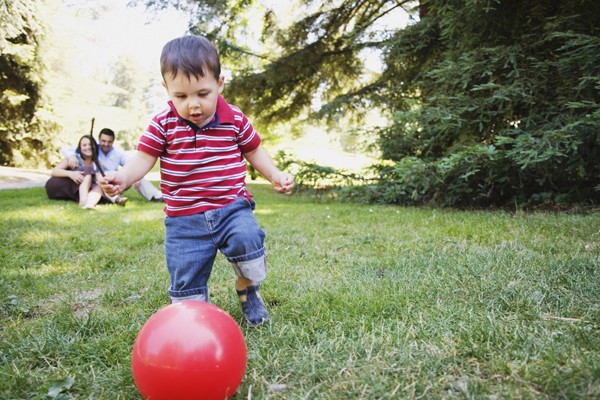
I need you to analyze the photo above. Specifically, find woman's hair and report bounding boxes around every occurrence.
[76,134,104,174]
[160,35,221,82]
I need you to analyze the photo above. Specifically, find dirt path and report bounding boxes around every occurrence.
[0,166,51,190]
[0,166,161,190]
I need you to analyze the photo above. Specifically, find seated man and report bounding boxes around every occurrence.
[63,128,164,204]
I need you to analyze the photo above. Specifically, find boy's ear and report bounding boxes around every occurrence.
[218,75,225,93]
[162,81,167,89]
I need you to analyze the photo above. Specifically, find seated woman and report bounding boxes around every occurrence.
[45,135,105,209]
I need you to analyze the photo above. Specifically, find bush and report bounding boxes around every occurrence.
[282,132,599,208]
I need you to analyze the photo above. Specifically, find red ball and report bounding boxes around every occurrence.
[131,301,247,400]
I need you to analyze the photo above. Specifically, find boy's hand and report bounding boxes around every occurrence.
[100,171,125,196]
[271,171,294,194]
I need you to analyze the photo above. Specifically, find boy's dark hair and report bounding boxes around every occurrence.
[98,128,115,139]
[160,35,221,82]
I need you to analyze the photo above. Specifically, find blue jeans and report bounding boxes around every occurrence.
[164,197,266,302]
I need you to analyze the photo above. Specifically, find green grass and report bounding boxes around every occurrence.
[1,183,599,399]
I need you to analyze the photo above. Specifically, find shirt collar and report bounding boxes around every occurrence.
[167,95,235,130]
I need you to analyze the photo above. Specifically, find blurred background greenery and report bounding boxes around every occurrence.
[2,0,599,208]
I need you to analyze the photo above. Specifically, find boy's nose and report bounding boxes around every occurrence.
[189,98,201,109]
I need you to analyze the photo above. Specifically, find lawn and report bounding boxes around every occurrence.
[0,183,598,399]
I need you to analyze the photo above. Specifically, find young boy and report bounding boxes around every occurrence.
[100,35,294,326]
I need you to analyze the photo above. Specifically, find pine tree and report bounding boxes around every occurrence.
[0,0,58,167]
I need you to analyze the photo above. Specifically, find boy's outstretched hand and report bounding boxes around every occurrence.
[99,172,124,197]
[271,171,295,194]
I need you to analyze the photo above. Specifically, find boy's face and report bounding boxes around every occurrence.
[163,71,224,128]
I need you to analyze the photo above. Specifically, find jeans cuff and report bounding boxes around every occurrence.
[230,255,267,282]
[169,286,209,302]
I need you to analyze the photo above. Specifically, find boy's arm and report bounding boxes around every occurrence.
[244,145,294,193]
[100,151,157,196]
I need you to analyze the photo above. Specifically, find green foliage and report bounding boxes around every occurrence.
[137,0,599,206]
[275,151,364,191]
[293,129,598,207]
[184,1,410,130]
[0,0,60,168]
[363,157,437,205]
[376,0,600,206]
[108,55,156,149]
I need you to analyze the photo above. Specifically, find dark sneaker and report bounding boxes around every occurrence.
[150,196,165,203]
[115,196,128,206]
[237,284,269,327]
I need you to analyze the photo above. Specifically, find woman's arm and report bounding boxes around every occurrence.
[51,158,84,184]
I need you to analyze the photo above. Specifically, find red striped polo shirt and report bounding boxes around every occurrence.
[138,95,261,216]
